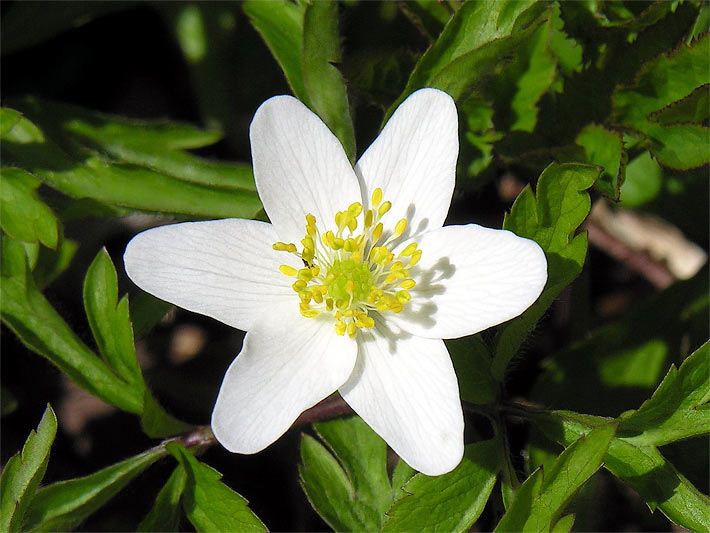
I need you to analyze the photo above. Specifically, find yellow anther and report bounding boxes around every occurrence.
[372,223,383,242]
[306,213,316,226]
[298,268,313,281]
[293,280,307,291]
[273,242,297,253]
[348,202,363,217]
[299,291,312,302]
[396,290,411,303]
[400,242,418,257]
[399,279,416,289]
[313,291,324,304]
[394,218,407,237]
[364,210,374,228]
[409,250,422,266]
[371,187,383,206]
[332,237,344,250]
[378,201,392,218]
[335,320,347,336]
[326,298,334,311]
[301,308,320,318]
[347,322,357,338]
[348,217,357,232]
[279,265,298,276]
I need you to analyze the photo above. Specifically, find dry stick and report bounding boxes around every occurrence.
[584,220,675,289]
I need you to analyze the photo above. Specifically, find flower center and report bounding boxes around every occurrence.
[273,187,422,338]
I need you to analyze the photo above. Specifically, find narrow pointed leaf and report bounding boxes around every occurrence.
[138,466,187,532]
[0,405,57,533]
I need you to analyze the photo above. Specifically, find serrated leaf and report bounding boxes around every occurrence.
[532,269,708,417]
[383,439,500,532]
[446,336,498,405]
[243,0,309,103]
[24,447,166,531]
[613,33,710,170]
[0,167,59,249]
[299,434,369,531]
[491,163,601,380]
[649,83,709,125]
[300,416,392,531]
[138,465,187,532]
[496,424,615,532]
[0,238,143,413]
[618,341,709,446]
[619,151,663,207]
[0,405,57,533]
[302,0,355,161]
[575,124,626,200]
[389,0,543,115]
[167,443,266,532]
[83,249,144,388]
[535,410,710,530]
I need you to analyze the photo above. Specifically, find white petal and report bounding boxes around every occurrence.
[339,324,464,476]
[250,95,362,244]
[211,302,357,454]
[124,219,300,332]
[391,224,547,339]
[355,88,458,240]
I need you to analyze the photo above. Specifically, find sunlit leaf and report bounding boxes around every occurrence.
[496,424,615,532]
[24,448,166,531]
[492,163,601,380]
[383,439,500,532]
[618,341,709,446]
[0,168,59,249]
[0,406,57,533]
[167,443,267,532]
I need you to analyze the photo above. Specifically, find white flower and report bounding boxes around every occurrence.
[124,89,547,476]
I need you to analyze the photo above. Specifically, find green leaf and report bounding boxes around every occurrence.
[532,269,709,417]
[383,439,500,532]
[575,124,626,200]
[619,151,663,207]
[300,416,392,531]
[0,167,59,249]
[0,238,143,413]
[302,0,356,161]
[0,405,57,533]
[496,424,615,532]
[31,238,78,290]
[535,410,710,531]
[2,99,262,219]
[613,33,710,170]
[649,83,709,126]
[299,434,370,531]
[390,0,544,114]
[0,108,24,138]
[83,249,144,388]
[243,0,308,102]
[491,163,601,380]
[618,341,709,446]
[551,514,575,533]
[167,443,267,532]
[138,466,187,532]
[446,336,498,405]
[24,447,166,531]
